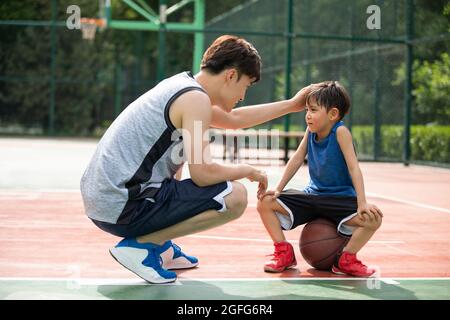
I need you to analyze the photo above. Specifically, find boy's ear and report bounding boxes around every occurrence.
[329,107,340,121]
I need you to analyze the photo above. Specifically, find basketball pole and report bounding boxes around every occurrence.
[106,0,206,80]
[157,0,167,81]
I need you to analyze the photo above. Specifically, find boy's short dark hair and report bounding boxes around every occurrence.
[201,35,261,82]
[307,81,351,120]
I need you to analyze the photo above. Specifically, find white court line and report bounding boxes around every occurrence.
[187,234,404,244]
[367,192,450,214]
[381,243,421,257]
[251,192,450,214]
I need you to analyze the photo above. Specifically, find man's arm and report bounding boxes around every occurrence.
[174,166,183,180]
[211,85,313,129]
[177,91,267,188]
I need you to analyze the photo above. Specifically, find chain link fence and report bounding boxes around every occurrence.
[1,0,448,165]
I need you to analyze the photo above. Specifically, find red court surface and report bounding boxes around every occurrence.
[1,162,449,281]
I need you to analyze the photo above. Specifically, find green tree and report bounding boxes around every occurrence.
[412,53,450,125]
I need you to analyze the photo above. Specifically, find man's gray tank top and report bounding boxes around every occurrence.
[80,71,205,224]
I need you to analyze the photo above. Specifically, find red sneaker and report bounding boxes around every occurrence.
[332,251,375,277]
[264,242,297,273]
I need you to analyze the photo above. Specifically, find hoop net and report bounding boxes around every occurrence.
[80,18,106,41]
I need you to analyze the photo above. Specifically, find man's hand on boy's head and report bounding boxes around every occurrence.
[289,83,321,112]
[289,85,313,112]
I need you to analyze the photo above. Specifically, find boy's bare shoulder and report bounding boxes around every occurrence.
[336,125,353,143]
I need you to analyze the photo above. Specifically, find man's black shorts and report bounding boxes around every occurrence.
[92,178,232,238]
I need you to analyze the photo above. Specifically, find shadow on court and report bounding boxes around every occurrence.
[96,275,420,300]
[97,280,328,300]
[282,278,418,300]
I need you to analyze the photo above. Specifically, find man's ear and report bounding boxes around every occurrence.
[329,107,340,121]
[225,68,237,83]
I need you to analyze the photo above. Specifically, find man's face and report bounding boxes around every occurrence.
[220,69,255,112]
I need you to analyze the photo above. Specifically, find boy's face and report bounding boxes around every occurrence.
[219,69,255,112]
[305,99,339,133]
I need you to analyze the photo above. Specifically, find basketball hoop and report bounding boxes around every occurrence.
[80,18,106,41]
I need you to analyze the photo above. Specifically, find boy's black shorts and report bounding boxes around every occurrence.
[276,189,358,236]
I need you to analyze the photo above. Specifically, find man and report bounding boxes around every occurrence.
[80,35,311,283]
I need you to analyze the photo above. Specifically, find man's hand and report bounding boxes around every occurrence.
[259,189,281,201]
[247,168,268,200]
[289,84,314,112]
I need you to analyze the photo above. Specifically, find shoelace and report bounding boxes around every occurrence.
[266,250,286,261]
[347,255,367,269]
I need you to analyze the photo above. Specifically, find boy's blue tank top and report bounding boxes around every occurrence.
[304,121,356,197]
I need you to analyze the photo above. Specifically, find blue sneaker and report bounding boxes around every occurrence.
[109,238,177,284]
[159,240,199,270]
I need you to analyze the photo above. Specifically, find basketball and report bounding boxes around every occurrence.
[299,218,350,270]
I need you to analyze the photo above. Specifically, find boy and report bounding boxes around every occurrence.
[257,81,383,277]
[80,35,312,284]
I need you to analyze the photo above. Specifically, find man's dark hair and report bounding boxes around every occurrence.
[201,35,261,82]
[307,81,351,120]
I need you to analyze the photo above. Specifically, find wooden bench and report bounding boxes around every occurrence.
[209,129,305,164]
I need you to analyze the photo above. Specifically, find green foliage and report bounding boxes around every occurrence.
[352,125,450,163]
[0,0,449,167]
[0,0,248,135]
[412,53,450,125]
[394,52,450,125]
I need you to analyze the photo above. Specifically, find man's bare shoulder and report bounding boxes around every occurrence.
[175,89,211,108]
[169,90,212,128]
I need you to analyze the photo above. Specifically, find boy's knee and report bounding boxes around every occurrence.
[375,216,383,229]
[365,215,382,231]
[225,182,248,219]
[256,195,273,213]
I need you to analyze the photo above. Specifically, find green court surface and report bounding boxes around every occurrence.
[1,278,449,300]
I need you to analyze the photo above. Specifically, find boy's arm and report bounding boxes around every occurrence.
[275,129,309,191]
[262,129,309,200]
[179,91,267,188]
[210,85,313,129]
[336,126,383,218]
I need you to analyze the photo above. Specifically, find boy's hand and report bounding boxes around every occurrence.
[259,189,281,201]
[247,169,268,199]
[357,202,383,221]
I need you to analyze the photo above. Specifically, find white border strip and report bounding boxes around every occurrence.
[0,277,449,284]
